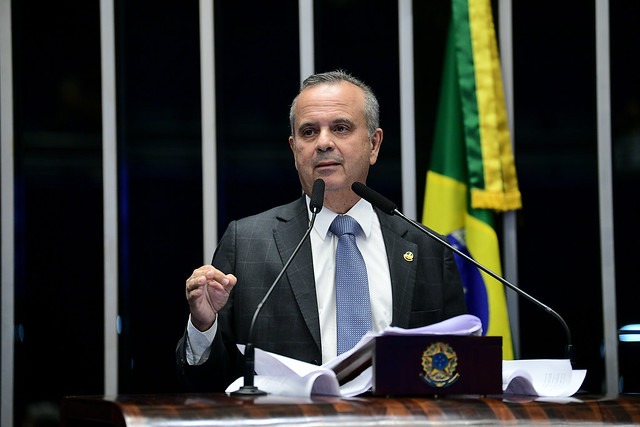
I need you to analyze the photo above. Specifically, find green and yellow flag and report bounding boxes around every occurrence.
[423,0,522,359]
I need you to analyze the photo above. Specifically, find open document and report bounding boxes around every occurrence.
[226,314,483,397]
[502,359,587,397]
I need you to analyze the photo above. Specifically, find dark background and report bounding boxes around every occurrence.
[4,0,639,425]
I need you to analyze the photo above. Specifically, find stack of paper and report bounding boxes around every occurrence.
[226,315,587,398]
[226,314,483,397]
[502,359,586,397]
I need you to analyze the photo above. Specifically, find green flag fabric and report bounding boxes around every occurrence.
[423,0,522,360]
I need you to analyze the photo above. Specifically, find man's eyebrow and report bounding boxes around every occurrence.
[296,117,355,134]
[331,118,355,126]
[296,121,317,133]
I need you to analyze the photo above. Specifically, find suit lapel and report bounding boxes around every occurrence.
[269,202,418,350]
[272,197,322,352]
[377,210,418,328]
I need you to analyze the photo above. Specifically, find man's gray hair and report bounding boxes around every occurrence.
[289,70,380,138]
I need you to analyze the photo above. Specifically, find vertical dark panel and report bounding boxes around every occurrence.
[115,0,202,393]
[214,0,301,230]
[12,1,103,425]
[513,2,603,391]
[314,0,402,206]
[610,0,640,393]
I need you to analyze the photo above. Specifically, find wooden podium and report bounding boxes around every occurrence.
[61,336,636,426]
[62,393,640,426]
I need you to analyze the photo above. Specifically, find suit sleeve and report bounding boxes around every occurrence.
[175,325,242,392]
[175,221,244,392]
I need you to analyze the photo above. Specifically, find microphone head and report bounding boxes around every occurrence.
[351,182,397,215]
[310,179,325,213]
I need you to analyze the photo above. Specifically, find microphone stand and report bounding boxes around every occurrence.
[231,180,324,395]
[393,209,574,363]
[351,181,574,364]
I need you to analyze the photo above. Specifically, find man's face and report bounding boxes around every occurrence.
[288,81,382,198]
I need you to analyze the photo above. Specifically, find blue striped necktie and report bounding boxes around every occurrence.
[329,215,372,355]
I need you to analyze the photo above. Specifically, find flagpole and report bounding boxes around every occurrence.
[498,0,520,360]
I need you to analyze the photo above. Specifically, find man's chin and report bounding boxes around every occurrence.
[320,180,351,193]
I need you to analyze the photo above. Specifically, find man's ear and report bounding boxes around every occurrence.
[369,128,383,165]
[289,136,299,170]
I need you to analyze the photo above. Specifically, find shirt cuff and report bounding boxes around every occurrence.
[185,315,217,365]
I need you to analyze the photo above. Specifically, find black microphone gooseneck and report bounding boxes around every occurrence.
[351,181,574,364]
[231,178,325,396]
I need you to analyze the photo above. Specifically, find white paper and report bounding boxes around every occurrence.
[333,367,373,397]
[382,314,483,336]
[227,315,492,398]
[226,374,326,397]
[502,359,586,397]
[321,314,482,372]
[226,345,344,396]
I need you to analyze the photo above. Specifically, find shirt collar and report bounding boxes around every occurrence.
[305,195,374,240]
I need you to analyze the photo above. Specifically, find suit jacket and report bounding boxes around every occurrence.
[176,196,467,392]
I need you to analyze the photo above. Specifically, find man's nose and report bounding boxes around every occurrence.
[316,129,334,151]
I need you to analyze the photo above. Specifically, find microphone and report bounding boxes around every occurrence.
[231,178,325,396]
[351,181,575,363]
[309,178,324,214]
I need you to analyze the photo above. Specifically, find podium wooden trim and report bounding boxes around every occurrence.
[61,393,640,426]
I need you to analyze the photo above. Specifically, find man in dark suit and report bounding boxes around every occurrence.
[176,70,467,392]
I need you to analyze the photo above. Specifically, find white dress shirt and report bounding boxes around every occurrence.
[186,196,393,365]
[312,197,393,362]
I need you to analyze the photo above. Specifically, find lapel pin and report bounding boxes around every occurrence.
[403,251,414,262]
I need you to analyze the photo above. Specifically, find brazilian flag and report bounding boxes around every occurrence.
[423,0,522,359]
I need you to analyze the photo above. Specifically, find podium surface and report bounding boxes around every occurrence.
[62,393,640,426]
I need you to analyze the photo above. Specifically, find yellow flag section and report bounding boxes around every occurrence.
[423,0,521,360]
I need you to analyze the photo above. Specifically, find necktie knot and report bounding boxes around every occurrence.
[329,215,362,238]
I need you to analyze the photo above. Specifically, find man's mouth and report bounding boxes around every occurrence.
[316,161,339,168]
[314,155,342,168]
